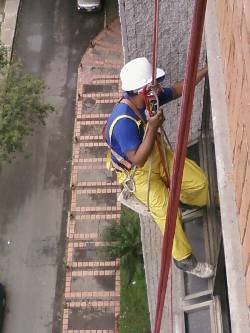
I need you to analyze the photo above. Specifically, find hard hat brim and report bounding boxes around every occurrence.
[146,67,165,85]
[122,68,165,91]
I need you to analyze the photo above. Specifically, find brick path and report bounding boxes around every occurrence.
[62,19,123,333]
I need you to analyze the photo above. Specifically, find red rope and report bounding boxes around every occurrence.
[153,1,207,332]
[151,0,159,86]
[141,89,170,188]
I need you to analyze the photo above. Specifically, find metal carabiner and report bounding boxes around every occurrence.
[123,176,136,193]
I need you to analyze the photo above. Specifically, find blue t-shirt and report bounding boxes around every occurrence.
[105,87,173,164]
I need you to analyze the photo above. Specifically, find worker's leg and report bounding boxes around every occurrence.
[116,144,206,260]
[181,158,208,206]
[132,170,192,261]
[109,143,213,276]
[161,148,208,207]
[116,160,214,276]
[116,145,192,261]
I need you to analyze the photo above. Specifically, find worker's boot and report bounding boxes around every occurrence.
[174,255,214,279]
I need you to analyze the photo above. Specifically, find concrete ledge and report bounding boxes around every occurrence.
[205,0,250,331]
[1,0,20,56]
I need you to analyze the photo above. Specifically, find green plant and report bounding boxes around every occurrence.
[120,267,151,333]
[102,206,151,332]
[0,43,54,165]
[102,206,144,286]
[0,42,8,69]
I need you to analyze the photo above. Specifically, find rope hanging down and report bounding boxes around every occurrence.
[153,1,207,332]
[140,0,171,190]
[151,0,159,87]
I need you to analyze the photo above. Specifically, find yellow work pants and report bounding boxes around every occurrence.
[117,144,208,261]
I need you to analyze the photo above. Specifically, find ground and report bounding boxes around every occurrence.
[0,1,117,332]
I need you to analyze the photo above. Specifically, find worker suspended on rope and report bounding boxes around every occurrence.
[105,57,213,278]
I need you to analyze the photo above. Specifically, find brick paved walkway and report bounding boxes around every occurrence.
[62,19,123,333]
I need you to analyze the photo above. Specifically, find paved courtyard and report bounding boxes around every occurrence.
[62,19,123,333]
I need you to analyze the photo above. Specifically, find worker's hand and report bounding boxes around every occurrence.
[202,64,208,73]
[148,109,164,130]
[197,64,208,81]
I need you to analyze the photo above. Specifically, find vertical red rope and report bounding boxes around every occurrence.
[143,93,170,188]
[151,0,159,86]
[153,1,207,332]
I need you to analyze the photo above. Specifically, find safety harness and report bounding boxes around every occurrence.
[104,98,149,199]
[107,99,145,165]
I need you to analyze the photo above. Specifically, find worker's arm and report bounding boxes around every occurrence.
[171,64,208,99]
[126,110,164,167]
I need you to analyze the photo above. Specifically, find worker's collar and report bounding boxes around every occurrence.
[123,92,145,110]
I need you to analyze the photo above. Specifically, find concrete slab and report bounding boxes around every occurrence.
[80,123,104,136]
[77,168,115,182]
[75,220,113,234]
[83,83,118,94]
[71,276,115,292]
[80,146,107,158]
[80,124,104,136]
[68,308,115,330]
[91,48,122,59]
[76,193,117,207]
[89,66,120,75]
[73,247,104,261]
[82,100,114,114]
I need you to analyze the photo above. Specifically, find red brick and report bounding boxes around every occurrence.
[241,77,250,117]
[242,217,250,273]
[232,3,242,37]
[238,162,250,241]
[245,263,250,306]
[235,0,244,17]
[240,17,250,74]
[227,108,239,148]
[232,121,244,163]
[216,0,227,34]
[235,138,248,212]
[243,0,250,32]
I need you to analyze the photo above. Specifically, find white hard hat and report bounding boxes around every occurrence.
[120,57,165,91]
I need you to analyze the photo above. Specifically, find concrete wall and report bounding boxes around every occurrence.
[118,0,206,146]
[213,0,250,305]
[118,1,207,331]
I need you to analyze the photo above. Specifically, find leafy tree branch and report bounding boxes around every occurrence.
[0,42,54,165]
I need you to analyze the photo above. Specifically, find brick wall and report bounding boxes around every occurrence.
[214,0,250,305]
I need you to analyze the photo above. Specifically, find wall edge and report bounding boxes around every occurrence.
[205,0,250,331]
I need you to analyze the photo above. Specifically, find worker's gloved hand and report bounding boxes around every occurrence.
[148,109,164,130]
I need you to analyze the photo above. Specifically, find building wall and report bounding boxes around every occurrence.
[214,0,250,305]
[118,1,207,331]
[118,0,206,146]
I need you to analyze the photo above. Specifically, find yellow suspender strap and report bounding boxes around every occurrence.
[108,115,141,171]
[109,115,141,143]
